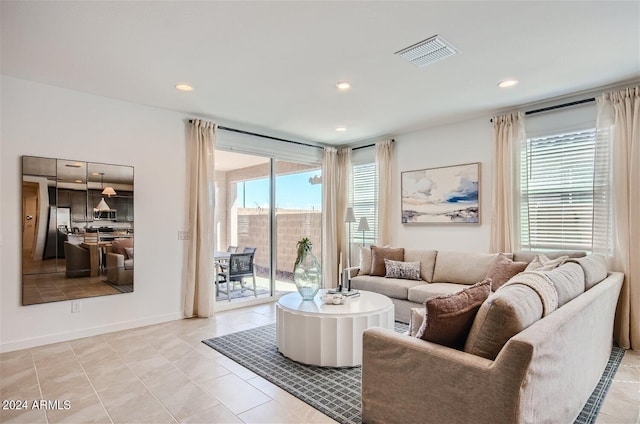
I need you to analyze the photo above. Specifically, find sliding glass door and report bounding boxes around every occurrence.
[214,151,322,307]
[274,160,322,296]
[214,151,272,304]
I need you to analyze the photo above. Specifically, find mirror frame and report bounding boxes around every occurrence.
[21,156,134,305]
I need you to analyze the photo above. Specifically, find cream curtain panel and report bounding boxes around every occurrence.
[184,119,216,318]
[490,112,525,253]
[321,147,351,288]
[337,148,352,273]
[597,86,640,350]
[375,140,394,246]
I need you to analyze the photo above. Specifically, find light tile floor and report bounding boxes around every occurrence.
[0,302,638,424]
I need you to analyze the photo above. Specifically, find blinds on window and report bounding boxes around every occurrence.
[350,163,378,245]
[520,128,597,251]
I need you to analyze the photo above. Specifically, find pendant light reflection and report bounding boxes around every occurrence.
[95,173,116,211]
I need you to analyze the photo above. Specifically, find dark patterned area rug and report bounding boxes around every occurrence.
[202,324,624,424]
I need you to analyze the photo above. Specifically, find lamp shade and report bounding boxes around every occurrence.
[102,186,117,196]
[96,198,111,211]
[357,217,370,232]
[344,207,356,223]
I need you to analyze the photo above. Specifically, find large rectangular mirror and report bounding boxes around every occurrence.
[22,156,134,305]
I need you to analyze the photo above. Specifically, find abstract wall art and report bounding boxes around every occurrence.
[401,162,480,224]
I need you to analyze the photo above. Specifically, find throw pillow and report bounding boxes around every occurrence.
[358,246,372,275]
[525,253,569,271]
[370,246,404,277]
[416,279,491,349]
[485,253,527,291]
[125,247,134,259]
[384,259,421,280]
[111,238,134,256]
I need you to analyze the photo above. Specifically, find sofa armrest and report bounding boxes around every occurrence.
[362,328,533,424]
[106,252,125,269]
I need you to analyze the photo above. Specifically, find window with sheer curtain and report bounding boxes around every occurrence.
[519,127,608,252]
[350,162,378,246]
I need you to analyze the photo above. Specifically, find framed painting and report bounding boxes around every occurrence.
[401,162,480,224]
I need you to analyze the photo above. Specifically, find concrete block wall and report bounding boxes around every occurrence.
[220,159,322,275]
[236,210,322,274]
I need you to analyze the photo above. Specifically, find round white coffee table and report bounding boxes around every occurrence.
[276,289,394,367]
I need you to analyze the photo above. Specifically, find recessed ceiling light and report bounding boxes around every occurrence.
[335,126,347,132]
[92,172,99,176]
[336,81,351,91]
[498,79,519,88]
[75,180,82,183]
[175,83,194,92]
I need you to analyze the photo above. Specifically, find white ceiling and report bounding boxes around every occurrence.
[2,1,638,145]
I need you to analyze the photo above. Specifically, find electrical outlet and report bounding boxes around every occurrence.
[178,230,191,240]
[71,301,81,313]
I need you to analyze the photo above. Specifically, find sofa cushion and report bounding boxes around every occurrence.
[358,246,372,275]
[464,283,543,360]
[525,253,569,271]
[432,251,499,285]
[370,246,404,277]
[384,259,421,280]
[539,262,585,307]
[513,250,586,263]
[485,253,528,290]
[350,275,420,300]
[407,282,466,304]
[417,279,491,349]
[404,249,438,282]
[568,254,608,290]
[111,238,134,256]
[125,247,134,259]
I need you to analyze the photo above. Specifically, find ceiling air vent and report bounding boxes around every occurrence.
[395,35,459,68]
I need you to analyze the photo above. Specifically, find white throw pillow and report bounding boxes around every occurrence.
[525,253,568,271]
[125,247,134,260]
[358,246,372,275]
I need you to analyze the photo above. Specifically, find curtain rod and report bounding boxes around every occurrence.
[351,139,396,151]
[188,120,323,149]
[490,97,596,122]
[526,97,595,115]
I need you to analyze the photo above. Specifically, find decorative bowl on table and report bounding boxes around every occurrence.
[320,293,346,305]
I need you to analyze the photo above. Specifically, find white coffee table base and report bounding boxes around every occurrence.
[276,290,394,367]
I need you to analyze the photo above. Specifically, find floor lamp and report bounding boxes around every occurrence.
[344,207,356,268]
[357,217,370,246]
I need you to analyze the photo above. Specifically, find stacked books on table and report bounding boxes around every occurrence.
[327,289,360,298]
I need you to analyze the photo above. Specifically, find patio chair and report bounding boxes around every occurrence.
[226,245,239,253]
[242,247,257,254]
[216,253,257,301]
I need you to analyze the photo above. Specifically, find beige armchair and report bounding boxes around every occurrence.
[106,238,133,285]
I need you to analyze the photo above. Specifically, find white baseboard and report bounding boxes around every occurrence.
[0,312,184,353]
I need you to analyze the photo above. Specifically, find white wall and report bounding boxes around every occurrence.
[0,75,495,352]
[1,76,189,352]
[391,116,493,252]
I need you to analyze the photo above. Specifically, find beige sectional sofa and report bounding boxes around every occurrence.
[350,248,586,323]
[357,248,624,424]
